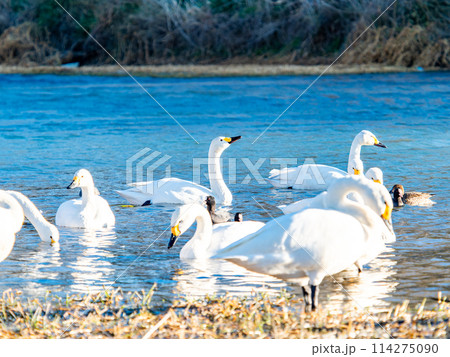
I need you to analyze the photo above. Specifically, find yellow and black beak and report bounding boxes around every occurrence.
[353,169,361,175]
[168,224,181,249]
[373,137,387,148]
[223,136,242,144]
[67,176,80,189]
[373,179,381,184]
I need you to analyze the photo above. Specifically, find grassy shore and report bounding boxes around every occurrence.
[0,288,448,338]
[0,64,442,78]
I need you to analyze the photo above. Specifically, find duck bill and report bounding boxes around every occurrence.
[168,234,179,249]
[228,136,241,144]
[374,142,387,148]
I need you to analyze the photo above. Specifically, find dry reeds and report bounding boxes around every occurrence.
[0,0,448,67]
[0,288,448,338]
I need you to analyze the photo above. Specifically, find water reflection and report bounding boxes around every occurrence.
[66,228,117,293]
[173,259,287,299]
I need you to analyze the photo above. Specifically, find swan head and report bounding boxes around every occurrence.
[209,136,241,156]
[348,157,364,175]
[67,169,95,189]
[41,224,60,243]
[365,167,384,185]
[168,204,202,249]
[356,130,387,148]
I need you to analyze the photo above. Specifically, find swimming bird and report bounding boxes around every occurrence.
[389,184,435,207]
[280,167,385,215]
[168,204,265,260]
[213,176,394,311]
[365,167,383,185]
[205,195,243,224]
[0,190,24,262]
[56,169,115,229]
[267,130,386,190]
[116,136,241,206]
[205,196,232,224]
[6,191,59,243]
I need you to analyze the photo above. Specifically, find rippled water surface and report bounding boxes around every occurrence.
[0,72,448,310]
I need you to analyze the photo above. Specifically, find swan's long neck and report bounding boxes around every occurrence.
[185,207,214,258]
[326,181,376,230]
[81,186,97,206]
[6,191,54,240]
[208,146,232,205]
[347,137,362,174]
[0,191,24,233]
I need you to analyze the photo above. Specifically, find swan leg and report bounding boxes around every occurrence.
[311,285,319,311]
[302,285,312,309]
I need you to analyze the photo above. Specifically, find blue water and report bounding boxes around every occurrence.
[0,72,448,310]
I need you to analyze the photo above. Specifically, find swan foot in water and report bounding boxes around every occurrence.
[302,285,319,311]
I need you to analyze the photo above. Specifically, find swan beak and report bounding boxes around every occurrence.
[51,237,56,244]
[373,179,381,184]
[373,137,387,148]
[381,204,392,221]
[224,136,242,144]
[168,225,181,249]
[67,176,80,189]
[353,169,361,175]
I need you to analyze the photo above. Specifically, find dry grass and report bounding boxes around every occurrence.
[0,63,439,77]
[0,0,448,67]
[0,288,448,338]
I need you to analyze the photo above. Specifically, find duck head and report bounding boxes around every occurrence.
[390,184,405,207]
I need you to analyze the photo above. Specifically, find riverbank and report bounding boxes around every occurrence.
[0,64,443,78]
[0,289,448,338]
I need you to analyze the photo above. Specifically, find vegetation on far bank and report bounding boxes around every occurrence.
[0,288,448,338]
[0,0,448,68]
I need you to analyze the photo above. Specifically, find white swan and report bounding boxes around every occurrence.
[168,203,265,260]
[267,130,386,189]
[213,176,394,310]
[0,190,24,262]
[56,169,115,229]
[116,136,241,206]
[6,191,59,243]
[279,167,385,215]
[365,167,383,184]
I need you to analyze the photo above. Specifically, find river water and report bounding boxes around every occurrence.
[0,72,448,311]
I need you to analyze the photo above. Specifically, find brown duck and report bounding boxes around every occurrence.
[390,184,435,207]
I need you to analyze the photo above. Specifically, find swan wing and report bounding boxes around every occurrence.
[208,221,265,255]
[267,164,346,190]
[214,209,367,284]
[55,199,84,228]
[279,192,328,214]
[117,178,212,205]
